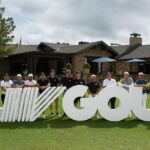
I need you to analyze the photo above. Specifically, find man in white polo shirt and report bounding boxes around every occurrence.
[25,73,37,87]
[1,73,13,104]
[103,72,117,109]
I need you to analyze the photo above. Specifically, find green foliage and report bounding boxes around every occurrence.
[83,63,90,69]
[0,7,16,56]
[65,63,72,69]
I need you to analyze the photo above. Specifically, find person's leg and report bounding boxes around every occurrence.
[50,103,54,116]
[110,97,116,109]
[1,94,5,104]
[142,93,147,109]
[74,98,79,107]
[55,98,60,116]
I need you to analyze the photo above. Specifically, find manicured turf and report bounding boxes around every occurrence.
[0,91,150,150]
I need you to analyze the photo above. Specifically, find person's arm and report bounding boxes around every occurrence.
[25,80,37,87]
[102,80,107,88]
[119,79,127,87]
[41,82,50,89]
[59,78,64,87]
[82,79,85,85]
[16,80,25,88]
[1,81,6,92]
[95,83,101,94]
[113,79,117,86]
[56,78,60,87]
[12,80,17,88]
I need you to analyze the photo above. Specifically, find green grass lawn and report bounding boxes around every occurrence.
[0,90,150,150]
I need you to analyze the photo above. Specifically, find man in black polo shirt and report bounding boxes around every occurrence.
[61,70,74,118]
[87,74,100,97]
[73,71,85,106]
[37,72,50,118]
[61,70,74,90]
[48,69,60,117]
[37,72,50,94]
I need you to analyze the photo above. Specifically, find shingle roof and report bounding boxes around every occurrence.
[9,45,38,55]
[41,41,118,54]
[111,45,129,55]
[119,44,150,59]
[7,41,122,56]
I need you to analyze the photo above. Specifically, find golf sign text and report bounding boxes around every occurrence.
[63,85,150,121]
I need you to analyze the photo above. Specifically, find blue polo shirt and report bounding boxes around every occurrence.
[13,80,25,86]
[136,80,148,93]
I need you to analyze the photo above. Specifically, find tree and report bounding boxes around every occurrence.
[0,7,16,56]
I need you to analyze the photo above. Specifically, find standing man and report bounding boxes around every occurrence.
[120,71,134,91]
[25,73,37,87]
[61,70,74,118]
[87,74,100,97]
[103,72,117,109]
[135,72,148,108]
[12,74,25,88]
[37,72,50,94]
[48,69,60,117]
[1,73,13,104]
[37,72,50,118]
[61,70,74,90]
[119,71,134,117]
[73,71,85,106]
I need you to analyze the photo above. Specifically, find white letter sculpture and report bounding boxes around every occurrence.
[62,85,150,121]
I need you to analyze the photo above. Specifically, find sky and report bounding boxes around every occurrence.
[2,0,150,45]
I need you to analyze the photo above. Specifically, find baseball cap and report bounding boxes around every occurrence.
[17,74,22,77]
[28,73,33,77]
[138,72,144,76]
[124,71,129,75]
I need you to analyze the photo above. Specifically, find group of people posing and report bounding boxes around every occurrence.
[0,70,148,118]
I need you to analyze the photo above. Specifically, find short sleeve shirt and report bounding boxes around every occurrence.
[13,80,25,86]
[120,78,133,91]
[87,82,100,94]
[37,79,49,93]
[48,77,59,87]
[73,78,85,86]
[61,77,74,89]
[25,80,37,86]
[136,79,148,93]
[1,80,13,94]
[103,78,116,87]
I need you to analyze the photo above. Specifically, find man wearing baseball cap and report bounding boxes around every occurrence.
[12,74,25,88]
[135,72,148,108]
[25,73,37,87]
[120,71,134,91]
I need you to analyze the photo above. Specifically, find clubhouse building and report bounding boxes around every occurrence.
[0,33,150,77]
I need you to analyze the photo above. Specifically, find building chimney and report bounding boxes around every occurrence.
[78,41,89,45]
[129,33,142,45]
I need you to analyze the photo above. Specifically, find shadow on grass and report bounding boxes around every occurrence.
[0,117,150,130]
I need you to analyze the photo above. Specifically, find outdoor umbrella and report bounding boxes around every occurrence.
[92,57,116,63]
[127,58,145,63]
[126,58,145,73]
[92,57,116,73]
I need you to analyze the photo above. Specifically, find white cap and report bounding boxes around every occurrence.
[28,73,33,77]
[91,74,96,77]
[17,74,22,77]
[138,72,144,76]
[124,71,129,75]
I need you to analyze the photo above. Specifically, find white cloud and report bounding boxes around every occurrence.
[2,0,150,45]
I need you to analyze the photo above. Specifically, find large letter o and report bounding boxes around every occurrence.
[97,86,131,121]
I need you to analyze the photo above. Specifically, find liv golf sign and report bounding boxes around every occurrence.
[0,85,150,122]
